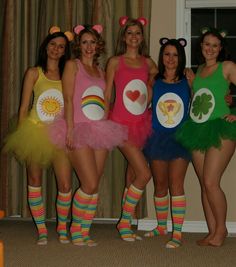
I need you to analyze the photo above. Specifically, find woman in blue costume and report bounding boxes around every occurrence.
[144,38,192,248]
[176,28,236,247]
[3,27,73,245]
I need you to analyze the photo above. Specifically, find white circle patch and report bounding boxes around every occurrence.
[190,88,215,123]
[123,79,147,115]
[157,93,184,128]
[36,89,64,122]
[81,86,105,120]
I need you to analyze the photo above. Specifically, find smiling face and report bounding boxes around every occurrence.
[46,36,66,60]
[163,45,178,70]
[201,34,222,62]
[79,32,97,59]
[124,25,143,48]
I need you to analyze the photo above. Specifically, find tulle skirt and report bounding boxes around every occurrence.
[143,129,191,161]
[2,118,57,166]
[49,118,128,150]
[176,118,236,152]
[109,111,152,148]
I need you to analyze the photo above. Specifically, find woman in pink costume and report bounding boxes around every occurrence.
[105,17,158,241]
[3,27,73,245]
[50,24,127,246]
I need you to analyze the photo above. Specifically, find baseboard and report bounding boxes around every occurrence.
[137,219,236,234]
[6,216,236,235]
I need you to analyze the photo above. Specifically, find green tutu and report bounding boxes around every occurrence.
[176,118,236,152]
[2,118,57,166]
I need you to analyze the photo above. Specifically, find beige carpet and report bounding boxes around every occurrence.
[1,220,236,267]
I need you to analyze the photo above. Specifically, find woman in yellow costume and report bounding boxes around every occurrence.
[3,27,73,245]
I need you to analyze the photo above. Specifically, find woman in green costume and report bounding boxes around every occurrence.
[177,27,236,247]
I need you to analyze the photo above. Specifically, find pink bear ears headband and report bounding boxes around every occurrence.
[74,24,103,35]
[119,16,148,27]
[49,26,74,41]
[160,37,187,48]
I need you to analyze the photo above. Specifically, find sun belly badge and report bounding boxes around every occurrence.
[36,89,64,122]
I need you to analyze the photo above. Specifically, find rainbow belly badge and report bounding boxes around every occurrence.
[36,88,64,122]
[157,93,184,128]
[123,79,148,115]
[81,86,105,120]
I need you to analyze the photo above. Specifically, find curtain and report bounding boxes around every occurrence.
[0,0,151,219]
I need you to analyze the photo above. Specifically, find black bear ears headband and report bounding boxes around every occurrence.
[159,37,187,48]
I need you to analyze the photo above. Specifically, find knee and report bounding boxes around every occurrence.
[58,184,71,194]
[27,176,41,187]
[169,183,184,196]
[82,182,98,195]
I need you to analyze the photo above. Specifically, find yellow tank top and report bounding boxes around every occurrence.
[28,67,64,123]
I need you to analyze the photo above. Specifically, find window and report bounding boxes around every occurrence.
[176,0,236,104]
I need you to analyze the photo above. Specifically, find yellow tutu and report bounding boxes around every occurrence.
[3,118,57,166]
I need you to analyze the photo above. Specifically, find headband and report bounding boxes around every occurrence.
[74,24,103,35]
[49,26,74,41]
[159,37,187,47]
[201,27,227,38]
[119,16,148,27]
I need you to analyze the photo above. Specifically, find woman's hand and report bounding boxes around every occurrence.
[66,128,74,150]
[224,114,236,122]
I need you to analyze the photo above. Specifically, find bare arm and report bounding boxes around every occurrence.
[62,60,77,149]
[104,57,119,116]
[18,67,38,125]
[146,58,158,105]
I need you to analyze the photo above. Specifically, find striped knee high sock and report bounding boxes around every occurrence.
[70,188,92,244]
[81,193,98,245]
[121,187,128,207]
[117,184,143,241]
[166,195,186,248]
[28,185,47,243]
[56,190,72,242]
[145,195,168,237]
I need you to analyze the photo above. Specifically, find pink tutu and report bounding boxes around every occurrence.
[49,118,128,150]
[109,110,152,148]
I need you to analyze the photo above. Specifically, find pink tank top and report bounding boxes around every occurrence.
[111,55,149,123]
[73,59,106,123]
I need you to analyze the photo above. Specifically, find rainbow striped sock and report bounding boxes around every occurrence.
[121,187,128,207]
[82,193,98,246]
[56,190,72,243]
[145,195,168,237]
[70,188,92,245]
[28,185,47,244]
[117,184,143,241]
[166,195,186,248]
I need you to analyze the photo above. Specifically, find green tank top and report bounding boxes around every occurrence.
[28,67,63,123]
[190,62,230,123]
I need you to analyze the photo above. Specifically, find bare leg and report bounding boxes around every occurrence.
[203,139,235,246]
[192,151,216,245]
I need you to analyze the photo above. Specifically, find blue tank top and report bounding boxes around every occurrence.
[152,77,190,132]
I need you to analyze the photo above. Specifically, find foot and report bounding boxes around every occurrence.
[117,222,135,242]
[58,235,70,244]
[70,225,84,245]
[83,235,98,247]
[166,239,182,249]
[196,234,214,246]
[72,240,86,246]
[144,227,168,237]
[208,231,228,247]
[37,237,48,245]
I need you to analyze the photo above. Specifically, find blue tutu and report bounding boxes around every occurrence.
[143,130,191,161]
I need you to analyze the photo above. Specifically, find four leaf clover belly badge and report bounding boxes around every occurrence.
[190,88,215,123]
